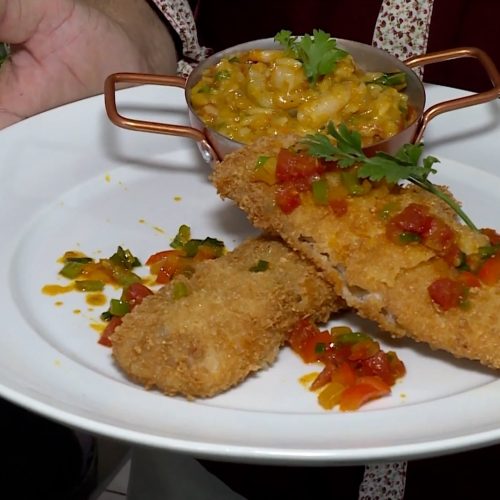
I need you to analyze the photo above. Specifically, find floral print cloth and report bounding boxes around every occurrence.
[374,0,435,76]
[148,1,435,498]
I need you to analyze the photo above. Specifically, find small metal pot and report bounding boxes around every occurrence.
[104,38,500,164]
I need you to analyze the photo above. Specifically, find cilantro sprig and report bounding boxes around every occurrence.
[303,123,478,231]
[274,29,348,84]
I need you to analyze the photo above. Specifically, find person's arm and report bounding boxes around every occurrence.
[0,0,178,129]
[86,0,178,74]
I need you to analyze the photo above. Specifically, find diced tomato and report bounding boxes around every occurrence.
[329,198,348,217]
[288,319,332,363]
[323,343,352,365]
[387,203,433,237]
[288,319,318,350]
[149,252,186,284]
[330,361,357,387]
[457,271,482,289]
[386,204,461,263]
[310,364,334,391]
[122,283,153,309]
[301,331,333,363]
[339,376,390,411]
[156,263,179,284]
[275,148,324,184]
[288,320,404,411]
[441,243,462,267]
[424,218,456,256]
[348,339,380,361]
[146,249,181,266]
[99,316,122,347]
[386,351,406,380]
[275,183,302,214]
[357,351,395,385]
[428,277,467,311]
[478,254,500,286]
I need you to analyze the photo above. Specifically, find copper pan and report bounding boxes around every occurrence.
[104,38,500,164]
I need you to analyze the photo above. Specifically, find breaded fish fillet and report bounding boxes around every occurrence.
[112,236,342,398]
[212,135,500,369]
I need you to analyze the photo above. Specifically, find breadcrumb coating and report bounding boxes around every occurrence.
[112,236,343,398]
[212,135,500,369]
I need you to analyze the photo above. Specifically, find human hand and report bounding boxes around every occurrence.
[0,0,177,129]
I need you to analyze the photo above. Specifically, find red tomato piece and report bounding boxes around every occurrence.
[441,243,462,267]
[146,249,181,266]
[288,319,333,363]
[275,183,302,214]
[123,283,153,309]
[339,376,391,411]
[478,254,500,286]
[348,339,380,361]
[330,361,357,387]
[300,331,333,363]
[310,364,334,391]
[329,198,348,217]
[386,351,406,380]
[428,277,467,311]
[424,218,456,256]
[357,351,395,385]
[275,149,324,184]
[150,253,186,284]
[388,203,433,236]
[156,264,178,284]
[99,316,122,347]
[288,319,319,351]
[457,271,482,289]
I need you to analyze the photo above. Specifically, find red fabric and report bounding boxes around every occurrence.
[193,0,500,92]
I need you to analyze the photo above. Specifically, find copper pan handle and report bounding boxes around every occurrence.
[104,73,219,164]
[405,47,500,143]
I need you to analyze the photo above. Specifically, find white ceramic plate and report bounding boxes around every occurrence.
[1,84,500,465]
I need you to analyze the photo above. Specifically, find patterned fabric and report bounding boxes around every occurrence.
[373,0,436,76]
[147,1,437,499]
[150,0,210,76]
[359,461,408,500]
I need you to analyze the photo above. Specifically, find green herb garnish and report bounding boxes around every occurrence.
[172,281,189,300]
[256,155,270,168]
[108,298,130,317]
[170,224,191,249]
[334,331,371,345]
[370,72,407,89]
[59,261,84,279]
[215,69,231,81]
[109,246,141,269]
[274,29,348,84]
[65,256,93,264]
[478,245,500,260]
[302,123,478,231]
[398,232,422,244]
[182,237,225,258]
[315,342,326,354]
[74,280,105,292]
